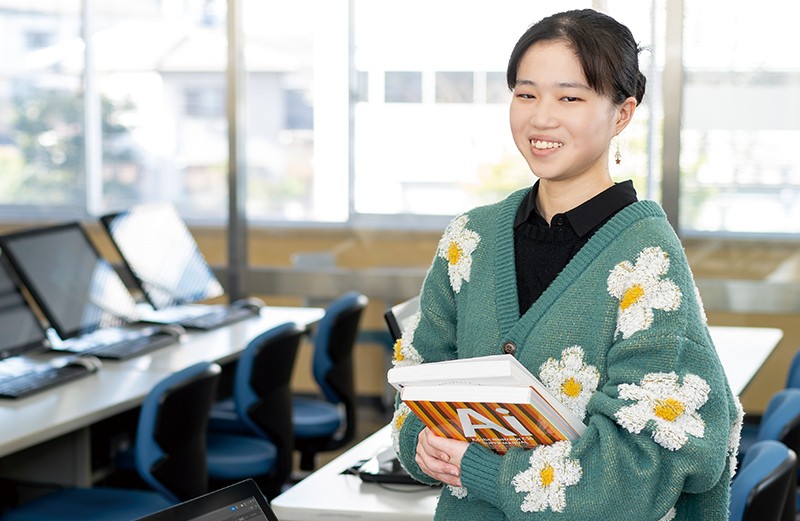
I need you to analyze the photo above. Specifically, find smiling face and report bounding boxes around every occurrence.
[510,40,636,187]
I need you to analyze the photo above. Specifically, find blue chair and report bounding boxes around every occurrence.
[740,351,800,452]
[206,322,305,498]
[736,388,800,517]
[786,350,800,389]
[738,389,800,463]
[293,291,368,471]
[730,440,796,521]
[0,362,221,521]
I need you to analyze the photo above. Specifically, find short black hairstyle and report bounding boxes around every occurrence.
[506,9,646,105]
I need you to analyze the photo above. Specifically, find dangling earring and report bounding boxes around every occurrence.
[614,141,621,165]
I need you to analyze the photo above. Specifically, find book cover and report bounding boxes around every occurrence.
[389,355,586,454]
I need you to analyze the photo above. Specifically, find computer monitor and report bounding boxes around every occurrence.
[135,479,279,521]
[0,223,139,340]
[101,202,224,310]
[0,253,48,360]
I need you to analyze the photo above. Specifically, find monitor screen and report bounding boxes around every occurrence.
[0,223,139,340]
[0,254,48,360]
[135,479,278,521]
[101,202,224,310]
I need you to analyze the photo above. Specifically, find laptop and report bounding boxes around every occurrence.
[351,445,439,487]
[135,479,279,521]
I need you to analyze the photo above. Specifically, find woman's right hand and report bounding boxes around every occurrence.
[415,427,467,487]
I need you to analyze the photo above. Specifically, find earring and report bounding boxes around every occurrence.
[614,141,621,165]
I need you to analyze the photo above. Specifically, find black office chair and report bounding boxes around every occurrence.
[0,362,221,521]
[384,294,420,342]
[730,439,797,521]
[292,291,368,471]
[206,322,305,498]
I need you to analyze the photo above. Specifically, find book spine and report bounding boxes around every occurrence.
[405,398,571,455]
[527,386,583,440]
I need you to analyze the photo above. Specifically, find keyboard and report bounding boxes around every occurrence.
[176,306,256,330]
[80,333,178,360]
[0,364,93,399]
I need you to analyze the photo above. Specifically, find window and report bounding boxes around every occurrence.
[436,72,473,103]
[185,87,225,119]
[485,72,510,104]
[25,31,52,50]
[351,0,661,220]
[0,1,664,227]
[11,1,796,240]
[0,3,84,214]
[385,72,422,103]
[680,0,800,235]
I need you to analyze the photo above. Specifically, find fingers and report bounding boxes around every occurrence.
[426,433,468,468]
[416,428,463,487]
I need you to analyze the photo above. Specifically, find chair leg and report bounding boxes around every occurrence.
[299,450,317,472]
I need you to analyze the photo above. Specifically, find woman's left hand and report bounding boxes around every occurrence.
[415,427,470,487]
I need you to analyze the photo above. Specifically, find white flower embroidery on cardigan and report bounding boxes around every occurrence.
[392,310,423,367]
[727,397,745,477]
[390,403,412,456]
[448,485,468,499]
[607,246,682,339]
[694,285,708,325]
[511,441,582,513]
[538,346,599,420]
[437,215,480,294]
[615,372,709,451]
[658,507,677,521]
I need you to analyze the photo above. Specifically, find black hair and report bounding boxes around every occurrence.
[506,9,646,105]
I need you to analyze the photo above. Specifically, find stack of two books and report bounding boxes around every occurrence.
[387,354,586,454]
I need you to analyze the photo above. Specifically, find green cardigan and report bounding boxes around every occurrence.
[391,188,742,521]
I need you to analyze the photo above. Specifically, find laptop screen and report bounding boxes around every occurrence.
[0,253,48,360]
[135,479,279,521]
[101,202,224,310]
[0,223,139,340]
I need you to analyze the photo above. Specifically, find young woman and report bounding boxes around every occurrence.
[390,9,741,520]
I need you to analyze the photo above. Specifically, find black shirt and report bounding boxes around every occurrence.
[514,180,638,315]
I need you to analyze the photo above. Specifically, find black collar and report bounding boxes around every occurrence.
[514,180,638,237]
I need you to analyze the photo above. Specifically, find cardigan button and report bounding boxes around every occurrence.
[501,342,517,355]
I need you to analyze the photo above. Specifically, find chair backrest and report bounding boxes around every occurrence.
[757,389,800,449]
[136,361,221,503]
[233,321,305,487]
[384,295,420,342]
[311,291,368,442]
[786,350,800,389]
[730,440,797,521]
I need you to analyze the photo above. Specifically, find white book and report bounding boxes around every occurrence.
[388,354,541,391]
[401,383,537,404]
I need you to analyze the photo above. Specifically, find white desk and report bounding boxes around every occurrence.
[272,325,783,521]
[271,425,439,521]
[709,325,783,395]
[0,306,324,486]
[114,305,325,373]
